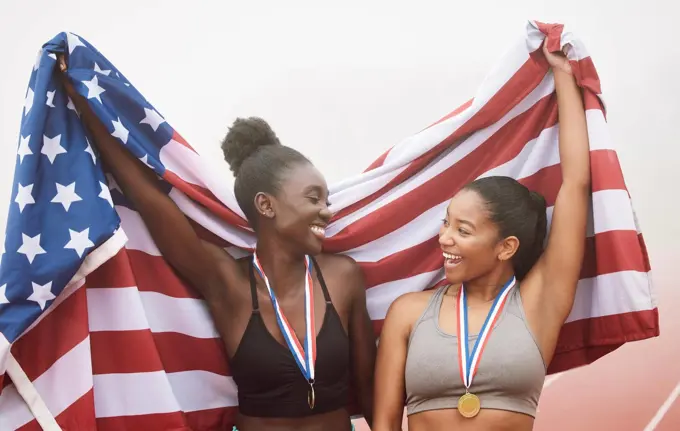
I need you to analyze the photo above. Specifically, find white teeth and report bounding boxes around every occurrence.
[311,226,326,236]
[443,252,461,260]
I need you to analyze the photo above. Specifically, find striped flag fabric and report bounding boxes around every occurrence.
[0,20,657,430]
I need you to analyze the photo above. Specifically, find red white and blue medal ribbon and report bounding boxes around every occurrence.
[457,276,516,391]
[252,253,317,408]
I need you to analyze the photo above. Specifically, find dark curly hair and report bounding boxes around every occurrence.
[221,117,310,226]
[463,176,548,280]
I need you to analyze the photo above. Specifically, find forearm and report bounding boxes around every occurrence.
[554,70,591,187]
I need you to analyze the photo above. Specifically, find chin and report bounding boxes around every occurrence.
[302,237,324,256]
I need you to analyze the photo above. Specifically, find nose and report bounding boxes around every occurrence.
[439,227,454,247]
[319,206,332,223]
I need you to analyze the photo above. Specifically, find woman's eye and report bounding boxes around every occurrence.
[308,196,320,204]
[458,228,469,235]
[441,218,449,227]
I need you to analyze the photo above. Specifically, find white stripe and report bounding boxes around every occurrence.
[565,271,654,323]
[366,269,653,322]
[0,337,93,430]
[87,287,219,338]
[642,380,680,431]
[94,369,237,417]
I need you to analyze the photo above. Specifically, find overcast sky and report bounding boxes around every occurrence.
[1,0,677,291]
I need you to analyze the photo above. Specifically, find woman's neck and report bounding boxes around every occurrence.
[463,264,515,303]
[254,235,308,298]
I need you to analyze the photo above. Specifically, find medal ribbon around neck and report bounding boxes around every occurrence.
[252,253,316,384]
[456,276,516,390]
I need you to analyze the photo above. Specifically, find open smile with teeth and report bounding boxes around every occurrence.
[310,225,326,238]
[443,252,463,265]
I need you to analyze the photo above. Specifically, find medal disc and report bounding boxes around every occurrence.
[457,392,480,418]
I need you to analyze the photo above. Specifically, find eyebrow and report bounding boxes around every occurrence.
[445,210,476,229]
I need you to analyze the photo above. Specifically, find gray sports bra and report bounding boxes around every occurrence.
[404,284,546,417]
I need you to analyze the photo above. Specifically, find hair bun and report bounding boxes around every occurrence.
[221,117,281,176]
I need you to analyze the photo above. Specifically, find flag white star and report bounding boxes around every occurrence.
[46,90,56,108]
[0,284,8,305]
[67,33,85,54]
[85,138,96,164]
[51,182,82,211]
[34,48,43,71]
[139,154,153,169]
[15,183,35,213]
[48,53,57,61]
[124,83,130,87]
[18,233,46,264]
[67,97,77,112]
[94,62,111,76]
[64,228,95,258]
[24,87,34,116]
[28,281,55,310]
[111,117,129,143]
[139,108,165,132]
[82,75,106,103]
[41,134,67,164]
[99,181,113,207]
[17,134,32,163]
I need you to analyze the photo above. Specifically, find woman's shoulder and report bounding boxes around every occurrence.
[388,288,442,317]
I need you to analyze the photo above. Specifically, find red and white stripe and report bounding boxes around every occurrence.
[0,20,657,430]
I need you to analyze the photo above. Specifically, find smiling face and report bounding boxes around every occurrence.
[259,162,332,255]
[439,189,517,284]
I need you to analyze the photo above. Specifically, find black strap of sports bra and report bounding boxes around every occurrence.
[247,259,259,312]
[310,257,332,304]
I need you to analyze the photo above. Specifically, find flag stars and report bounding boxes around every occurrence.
[51,182,82,211]
[17,135,32,163]
[106,173,122,193]
[111,117,129,144]
[15,183,35,213]
[64,228,94,257]
[140,108,165,132]
[82,75,106,103]
[41,134,67,164]
[46,90,56,108]
[139,154,153,169]
[94,62,111,76]
[0,284,8,305]
[24,87,34,116]
[17,233,46,264]
[99,181,113,207]
[28,281,55,310]
[85,138,96,164]
[67,33,85,54]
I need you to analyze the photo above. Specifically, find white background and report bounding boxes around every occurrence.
[1,1,677,299]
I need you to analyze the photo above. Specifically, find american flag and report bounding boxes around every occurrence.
[0,21,657,430]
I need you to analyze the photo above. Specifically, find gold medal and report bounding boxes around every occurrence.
[308,382,315,410]
[457,392,481,418]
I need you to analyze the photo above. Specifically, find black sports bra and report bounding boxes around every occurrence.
[229,258,350,418]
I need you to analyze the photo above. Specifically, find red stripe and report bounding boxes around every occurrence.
[95,406,236,431]
[10,288,89,381]
[456,290,465,387]
[90,331,229,376]
[170,130,196,153]
[163,171,249,229]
